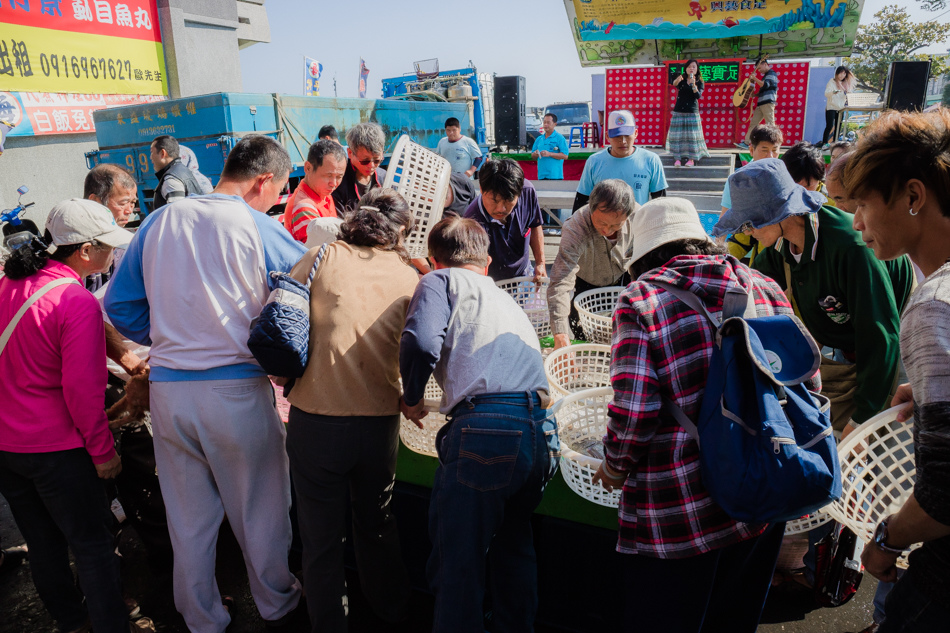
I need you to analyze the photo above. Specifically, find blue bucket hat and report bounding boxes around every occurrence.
[712,158,826,238]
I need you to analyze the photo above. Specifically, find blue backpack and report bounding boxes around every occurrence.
[652,281,842,524]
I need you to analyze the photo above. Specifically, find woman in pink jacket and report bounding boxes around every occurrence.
[0,199,149,633]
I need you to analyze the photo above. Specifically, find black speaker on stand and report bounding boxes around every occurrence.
[494,75,526,149]
[885,61,932,112]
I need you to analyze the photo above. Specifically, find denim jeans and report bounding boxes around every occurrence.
[0,448,128,633]
[428,392,559,633]
[878,571,950,633]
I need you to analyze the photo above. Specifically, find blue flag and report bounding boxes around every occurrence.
[304,57,323,97]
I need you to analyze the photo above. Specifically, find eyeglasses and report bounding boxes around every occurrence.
[737,221,755,233]
[357,157,382,166]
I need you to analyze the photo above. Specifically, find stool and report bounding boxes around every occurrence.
[568,126,585,148]
[582,121,601,148]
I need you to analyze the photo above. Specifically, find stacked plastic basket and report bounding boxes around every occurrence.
[399,376,448,458]
[544,344,612,401]
[550,387,620,507]
[495,276,551,338]
[573,286,624,344]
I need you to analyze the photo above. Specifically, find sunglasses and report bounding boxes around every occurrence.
[357,157,382,166]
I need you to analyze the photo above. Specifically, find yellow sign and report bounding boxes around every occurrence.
[0,23,166,96]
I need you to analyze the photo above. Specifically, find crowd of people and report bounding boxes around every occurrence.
[0,92,948,633]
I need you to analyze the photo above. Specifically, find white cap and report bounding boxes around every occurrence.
[44,198,134,254]
[607,110,637,138]
[628,197,712,266]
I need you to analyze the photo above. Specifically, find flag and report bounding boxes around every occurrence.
[304,57,323,97]
[0,119,14,156]
[358,58,370,99]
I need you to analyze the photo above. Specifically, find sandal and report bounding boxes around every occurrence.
[221,595,235,616]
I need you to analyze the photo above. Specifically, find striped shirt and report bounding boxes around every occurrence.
[757,70,778,105]
[605,254,794,558]
[283,181,337,242]
[899,261,950,602]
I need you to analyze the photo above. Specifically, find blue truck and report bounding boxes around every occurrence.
[381,66,493,149]
[86,92,472,216]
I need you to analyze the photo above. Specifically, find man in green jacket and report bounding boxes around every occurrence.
[713,159,913,436]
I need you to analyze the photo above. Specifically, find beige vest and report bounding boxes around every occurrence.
[287,242,418,417]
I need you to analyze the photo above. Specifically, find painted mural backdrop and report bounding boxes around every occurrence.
[564,0,865,66]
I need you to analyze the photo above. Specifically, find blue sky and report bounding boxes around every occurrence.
[240,0,950,107]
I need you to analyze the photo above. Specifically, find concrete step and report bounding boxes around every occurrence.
[538,187,726,212]
[658,153,735,168]
[664,164,733,178]
[664,176,728,192]
[673,192,725,211]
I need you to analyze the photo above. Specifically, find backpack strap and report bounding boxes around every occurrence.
[651,280,756,327]
[661,398,701,447]
[0,277,81,359]
[649,279,757,449]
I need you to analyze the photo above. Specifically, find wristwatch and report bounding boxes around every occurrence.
[873,516,906,555]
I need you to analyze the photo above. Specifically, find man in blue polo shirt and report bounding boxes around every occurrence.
[463,158,546,282]
[573,109,668,210]
[531,113,570,180]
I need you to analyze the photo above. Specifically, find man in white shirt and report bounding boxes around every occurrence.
[436,117,483,177]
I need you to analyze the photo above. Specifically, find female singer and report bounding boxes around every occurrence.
[668,59,711,167]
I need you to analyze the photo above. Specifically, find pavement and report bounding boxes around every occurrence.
[1,492,878,633]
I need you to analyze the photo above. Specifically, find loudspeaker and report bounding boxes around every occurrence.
[494,75,526,148]
[885,61,931,112]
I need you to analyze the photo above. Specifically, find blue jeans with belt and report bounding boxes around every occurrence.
[428,392,559,633]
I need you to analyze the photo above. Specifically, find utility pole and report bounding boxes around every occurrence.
[334,75,338,98]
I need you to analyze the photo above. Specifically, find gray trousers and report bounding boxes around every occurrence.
[286,408,411,633]
[150,377,301,633]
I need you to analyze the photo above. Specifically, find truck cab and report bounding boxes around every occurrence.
[544,102,591,140]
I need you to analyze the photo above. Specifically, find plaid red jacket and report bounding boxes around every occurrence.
[605,255,795,558]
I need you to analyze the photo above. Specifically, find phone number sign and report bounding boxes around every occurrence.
[0,0,166,96]
[667,60,741,85]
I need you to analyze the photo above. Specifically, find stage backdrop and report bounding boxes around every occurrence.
[563,0,865,67]
[605,60,809,148]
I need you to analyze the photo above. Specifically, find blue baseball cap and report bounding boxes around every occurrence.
[607,110,637,138]
[712,159,825,238]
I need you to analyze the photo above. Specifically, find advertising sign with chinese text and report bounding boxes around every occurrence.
[563,0,865,66]
[667,60,741,84]
[0,0,166,96]
[0,90,164,136]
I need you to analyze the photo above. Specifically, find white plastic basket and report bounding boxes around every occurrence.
[828,404,919,567]
[399,376,448,457]
[550,387,620,507]
[544,344,612,399]
[495,276,551,338]
[573,286,623,344]
[382,135,452,259]
[784,509,833,536]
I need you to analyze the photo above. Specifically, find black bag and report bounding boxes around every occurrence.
[248,242,328,377]
[814,521,864,608]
